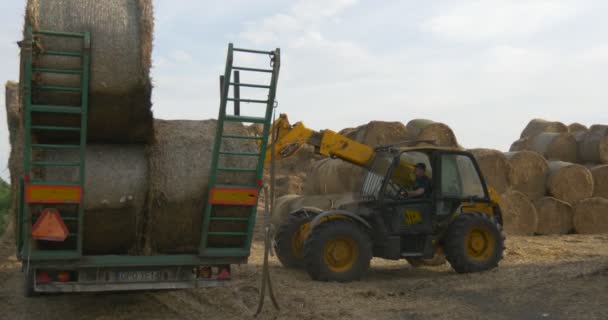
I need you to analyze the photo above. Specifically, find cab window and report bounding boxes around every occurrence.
[383,151,432,199]
[440,154,485,199]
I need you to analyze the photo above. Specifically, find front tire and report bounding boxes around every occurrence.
[274,211,314,268]
[445,213,504,273]
[303,219,372,282]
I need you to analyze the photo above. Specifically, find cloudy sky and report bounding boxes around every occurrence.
[1,0,607,180]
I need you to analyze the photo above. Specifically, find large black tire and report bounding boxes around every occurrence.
[445,213,505,273]
[303,219,372,282]
[274,212,314,268]
[406,253,447,267]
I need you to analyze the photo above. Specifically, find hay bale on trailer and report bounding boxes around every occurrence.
[505,151,548,200]
[500,190,538,236]
[144,120,258,254]
[573,197,608,234]
[520,119,568,139]
[546,161,594,203]
[5,82,22,240]
[469,149,511,194]
[25,0,154,143]
[533,197,573,235]
[404,119,458,147]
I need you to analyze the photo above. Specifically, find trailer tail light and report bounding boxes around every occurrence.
[57,271,71,282]
[217,265,231,281]
[198,266,212,279]
[36,272,52,284]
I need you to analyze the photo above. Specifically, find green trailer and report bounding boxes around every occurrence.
[17,26,280,296]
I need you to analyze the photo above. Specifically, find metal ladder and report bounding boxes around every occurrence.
[200,43,280,256]
[18,26,90,260]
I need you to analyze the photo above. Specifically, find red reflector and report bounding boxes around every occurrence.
[217,265,231,281]
[257,179,263,187]
[37,272,51,284]
[57,272,71,282]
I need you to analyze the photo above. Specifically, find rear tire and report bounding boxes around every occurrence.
[445,213,504,273]
[303,219,372,282]
[274,211,314,268]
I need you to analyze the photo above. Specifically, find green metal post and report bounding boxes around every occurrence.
[77,31,91,255]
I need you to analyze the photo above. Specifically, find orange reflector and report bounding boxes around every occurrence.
[57,272,71,282]
[26,184,82,204]
[31,208,69,242]
[210,187,258,206]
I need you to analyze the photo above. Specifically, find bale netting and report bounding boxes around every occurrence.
[5,81,22,241]
[25,0,154,143]
[573,197,608,234]
[469,149,511,194]
[500,190,538,236]
[527,132,577,163]
[42,145,148,254]
[546,161,594,204]
[578,129,608,164]
[520,119,568,139]
[505,151,548,200]
[533,197,573,235]
[144,120,258,254]
[303,158,366,195]
[339,121,409,147]
[404,119,458,147]
[568,123,588,133]
[590,165,608,198]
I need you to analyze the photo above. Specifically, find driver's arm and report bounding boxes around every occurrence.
[408,187,425,197]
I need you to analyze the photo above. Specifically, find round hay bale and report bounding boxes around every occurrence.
[509,137,531,152]
[527,132,577,163]
[469,149,511,194]
[5,81,22,241]
[42,145,148,254]
[573,197,608,234]
[590,165,608,198]
[568,123,588,133]
[578,129,608,164]
[533,197,573,235]
[546,161,594,203]
[505,151,548,200]
[272,194,303,227]
[144,120,257,254]
[25,0,154,143]
[520,119,568,139]
[303,158,366,195]
[339,121,409,147]
[271,193,357,228]
[589,125,608,134]
[405,119,458,147]
[500,190,538,236]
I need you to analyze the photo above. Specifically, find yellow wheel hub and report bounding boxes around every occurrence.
[465,226,495,262]
[323,236,359,273]
[290,222,311,259]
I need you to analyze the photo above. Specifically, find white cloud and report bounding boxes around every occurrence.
[423,0,578,41]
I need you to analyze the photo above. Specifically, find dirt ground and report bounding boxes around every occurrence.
[1,225,607,320]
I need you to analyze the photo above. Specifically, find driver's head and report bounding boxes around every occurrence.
[414,163,426,177]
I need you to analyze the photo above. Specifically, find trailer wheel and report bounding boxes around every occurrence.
[23,268,37,297]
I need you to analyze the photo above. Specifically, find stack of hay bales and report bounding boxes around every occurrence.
[502,118,608,235]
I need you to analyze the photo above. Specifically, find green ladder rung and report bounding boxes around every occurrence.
[33,30,85,38]
[31,143,81,149]
[31,161,81,167]
[28,180,80,186]
[230,82,270,89]
[33,85,81,92]
[227,98,268,104]
[233,47,273,55]
[218,151,260,156]
[31,104,82,114]
[224,115,266,123]
[33,67,82,75]
[208,232,248,236]
[31,125,81,132]
[41,50,83,57]
[209,217,250,221]
[214,184,258,189]
[29,250,80,260]
[217,167,257,173]
[233,66,273,73]
[222,134,263,140]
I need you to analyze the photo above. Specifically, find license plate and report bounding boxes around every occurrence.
[117,271,160,282]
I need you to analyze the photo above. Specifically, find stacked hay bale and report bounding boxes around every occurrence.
[504,119,608,235]
[404,119,459,147]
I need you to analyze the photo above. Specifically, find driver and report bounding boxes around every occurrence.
[402,163,432,198]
